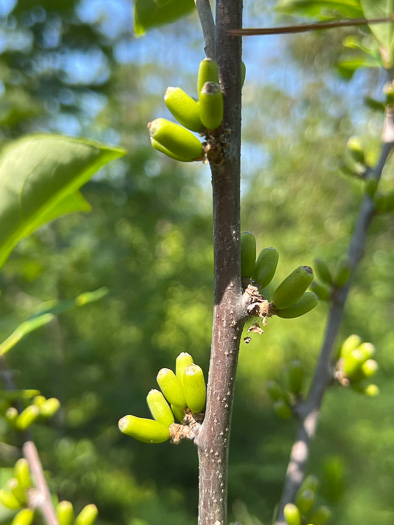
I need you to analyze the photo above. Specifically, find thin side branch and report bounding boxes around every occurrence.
[228,15,394,36]
[23,441,59,525]
[275,103,394,525]
[0,356,59,525]
[195,0,216,58]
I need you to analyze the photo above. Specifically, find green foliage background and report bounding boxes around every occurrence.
[0,0,393,524]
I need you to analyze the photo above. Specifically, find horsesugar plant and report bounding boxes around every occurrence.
[0,0,393,524]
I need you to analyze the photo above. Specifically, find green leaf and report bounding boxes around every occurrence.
[276,0,363,18]
[134,0,195,36]
[0,134,126,269]
[0,287,109,356]
[360,0,394,67]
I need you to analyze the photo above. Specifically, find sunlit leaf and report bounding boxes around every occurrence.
[134,0,195,36]
[337,54,382,78]
[0,135,126,269]
[360,0,394,67]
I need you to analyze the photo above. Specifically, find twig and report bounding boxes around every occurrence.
[23,441,59,525]
[0,356,59,525]
[228,16,394,36]
[195,0,216,58]
[275,91,394,525]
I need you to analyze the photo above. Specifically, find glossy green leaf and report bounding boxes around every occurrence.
[0,134,126,269]
[134,0,195,36]
[361,0,394,66]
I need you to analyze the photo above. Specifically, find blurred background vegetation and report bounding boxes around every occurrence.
[0,0,393,523]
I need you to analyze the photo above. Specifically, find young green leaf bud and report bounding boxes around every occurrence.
[340,334,362,359]
[314,258,332,285]
[118,415,170,443]
[360,359,378,379]
[171,404,185,423]
[333,259,351,288]
[358,342,375,360]
[197,58,219,97]
[176,352,194,387]
[273,398,292,419]
[347,136,365,164]
[310,281,330,301]
[164,87,204,132]
[33,395,46,406]
[150,138,195,162]
[295,488,315,515]
[364,384,379,396]
[253,247,279,288]
[5,407,18,428]
[57,500,75,525]
[183,364,206,413]
[283,503,301,525]
[267,380,288,402]
[343,349,366,380]
[299,474,319,494]
[14,459,31,490]
[310,505,332,525]
[241,231,256,278]
[0,489,22,510]
[146,389,174,427]
[11,508,34,525]
[338,159,358,178]
[148,119,204,162]
[273,266,314,309]
[199,82,224,130]
[283,360,304,396]
[275,292,318,319]
[364,178,378,198]
[15,405,40,431]
[157,368,186,408]
[39,397,60,418]
[75,504,98,525]
[7,478,26,506]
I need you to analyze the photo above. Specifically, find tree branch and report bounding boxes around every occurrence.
[195,0,216,59]
[228,16,394,36]
[194,0,244,524]
[275,98,394,525]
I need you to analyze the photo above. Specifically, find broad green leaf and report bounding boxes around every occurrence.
[276,0,363,18]
[134,0,195,36]
[342,35,381,59]
[24,191,92,238]
[360,0,394,67]
[0,135,126,269]
[0,287,109,356]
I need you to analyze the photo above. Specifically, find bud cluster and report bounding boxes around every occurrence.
[241,232,318,319]
[118,352,206,444]
[0,390,60,432]
[284,474,332,525]
[336,335,379,396]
